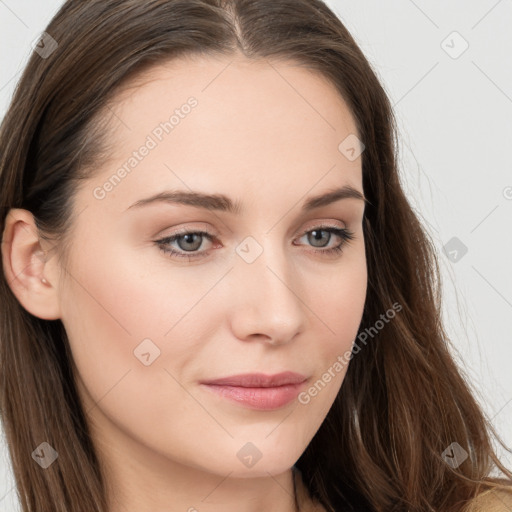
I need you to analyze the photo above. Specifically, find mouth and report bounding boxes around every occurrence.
[199,372,308,410]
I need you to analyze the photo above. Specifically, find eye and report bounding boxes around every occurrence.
[156,230,215,261]
[155,225,355,261]
[294,226,355,257]
[294,226,355,256]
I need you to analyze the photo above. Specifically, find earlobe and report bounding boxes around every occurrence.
[1,208,61,320]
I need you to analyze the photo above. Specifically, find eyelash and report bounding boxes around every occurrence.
[155,225,355,261]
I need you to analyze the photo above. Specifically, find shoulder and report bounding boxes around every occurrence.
[464,487,512,512]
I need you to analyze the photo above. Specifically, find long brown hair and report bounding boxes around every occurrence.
[0,1,510,511]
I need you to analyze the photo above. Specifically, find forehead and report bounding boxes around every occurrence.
[87,54,363,212]
[106,53,359,152]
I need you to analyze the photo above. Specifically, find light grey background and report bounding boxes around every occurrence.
[1,1,511,509]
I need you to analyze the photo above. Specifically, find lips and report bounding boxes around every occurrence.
[200,371,307,387]
[200,372,309,410]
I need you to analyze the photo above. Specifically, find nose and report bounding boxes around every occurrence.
[228,240,307,346]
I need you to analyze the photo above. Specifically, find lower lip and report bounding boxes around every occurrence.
[200,382,306,410]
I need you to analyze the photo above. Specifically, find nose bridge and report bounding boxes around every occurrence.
[229,233,306,342]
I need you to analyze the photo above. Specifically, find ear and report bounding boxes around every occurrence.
[1,208,61,320]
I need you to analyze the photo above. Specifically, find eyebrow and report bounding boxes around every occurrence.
[126,185,368,214]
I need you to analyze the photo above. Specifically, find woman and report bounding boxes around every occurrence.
[0,1,511,511]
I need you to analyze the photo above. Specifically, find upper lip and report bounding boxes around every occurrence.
[201,371,308,388]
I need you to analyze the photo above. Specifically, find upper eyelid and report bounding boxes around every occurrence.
[156,222,347,241]
[157,217,349,237]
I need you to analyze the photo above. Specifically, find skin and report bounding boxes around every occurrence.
[3,53,367,512]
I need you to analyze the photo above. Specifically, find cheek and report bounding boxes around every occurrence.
[307,246,368,354]
[58,234,244,412]
[57,240,204,414]
[295,250,367,407]
[58,245,215,465]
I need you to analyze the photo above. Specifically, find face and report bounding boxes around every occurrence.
[55,54,367,492]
